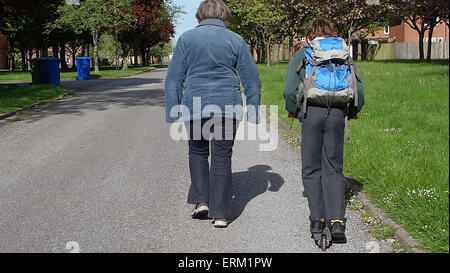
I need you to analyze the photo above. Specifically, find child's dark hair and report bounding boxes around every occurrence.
[306,19,337,40]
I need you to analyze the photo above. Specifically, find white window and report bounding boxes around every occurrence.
[437,37,444,42]
[431,37,437,42]
[384,26,390,35]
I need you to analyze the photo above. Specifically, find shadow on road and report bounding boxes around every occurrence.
[61,77,163,92]
[344,176,364,202]
[230,165,285,223]
[11,73,166,124]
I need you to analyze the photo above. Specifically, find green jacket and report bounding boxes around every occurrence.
[283,47,365,118]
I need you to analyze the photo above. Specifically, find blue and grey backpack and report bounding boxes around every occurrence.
[297,37,361,116]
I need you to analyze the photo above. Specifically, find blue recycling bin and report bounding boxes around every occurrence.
[76,57,91,80]
[31,58,61,85]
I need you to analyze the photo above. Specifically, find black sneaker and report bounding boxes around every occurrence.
[330,220,347,244]
[191,203,209,219]
[310,217,325,234]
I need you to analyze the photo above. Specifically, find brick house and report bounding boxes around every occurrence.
[366,20,449,43]
[358,19,449,60]
[0,33,9,69]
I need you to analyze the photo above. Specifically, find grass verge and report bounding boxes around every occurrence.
[257,60,449,253]
[0,65,157,82]
[0,84,69,114]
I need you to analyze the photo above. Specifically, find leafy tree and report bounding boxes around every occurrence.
[1,0,64,70]
[422,0,448,61]
[149,41,172,64]
[118,0,177,67]
[53,0,129,72]
[226,0,288,66]
[278,0,315,57]
[310,0,391,42]
[106,0,136,70]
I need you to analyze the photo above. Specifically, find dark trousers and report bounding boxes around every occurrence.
[300,106,347,221]
[186,118,238,219]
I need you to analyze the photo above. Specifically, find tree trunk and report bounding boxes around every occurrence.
[86,44,92,68]
[92,30,100,72]
[60,42,68,71]
[122,56,128,70]
[122,45,129,70]
[360,38,368,60]
[28,50,33,70]
[266,36,270,67]
[20,49,27,71]
[10,55,15,71]
[140,49,147,67]
[257,44,261,63]
[41,44,48,57]
[71,43,77,71]
[352,39,359,61]
[418,30,425,61]
[288,36,293,59]
[114,32,120,70]
[271,43,280,64]
[427,24,435,62]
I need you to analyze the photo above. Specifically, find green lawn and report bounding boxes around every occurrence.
[0,84,69,114]
[257,60,449,253]
[0,65,157,82]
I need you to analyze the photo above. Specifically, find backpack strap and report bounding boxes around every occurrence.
[296,58,316,73]
[347,59,362,81]
[345,59,361,108]
[296,58,305,73]
[349,63,359,107]
[302,64,317,114]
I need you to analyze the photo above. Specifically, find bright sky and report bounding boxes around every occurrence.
[172,0,204,43]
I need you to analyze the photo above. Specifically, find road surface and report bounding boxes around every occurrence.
[0,69,388,253]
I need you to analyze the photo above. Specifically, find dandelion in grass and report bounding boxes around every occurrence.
[383,192,397,208]
[406,187,440,200]
[384,128,402,134]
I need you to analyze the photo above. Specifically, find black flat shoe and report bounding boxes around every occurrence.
[330,221,347,244]
[310,217,325,234]
[191,203,209,219]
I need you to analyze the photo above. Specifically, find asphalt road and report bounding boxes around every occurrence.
[0,69,388,253]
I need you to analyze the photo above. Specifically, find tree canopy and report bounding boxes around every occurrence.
[1,0,178,71]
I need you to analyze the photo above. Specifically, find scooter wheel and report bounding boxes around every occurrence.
[321,234,327,251]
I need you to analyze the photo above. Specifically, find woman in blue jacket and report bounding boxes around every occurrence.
[165,0,261,228]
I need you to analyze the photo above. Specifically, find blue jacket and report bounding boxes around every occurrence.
[165,19,261,123]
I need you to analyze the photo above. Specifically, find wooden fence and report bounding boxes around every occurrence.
[359,41,449,60]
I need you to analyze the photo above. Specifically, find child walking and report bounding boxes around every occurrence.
[283,19,365,250]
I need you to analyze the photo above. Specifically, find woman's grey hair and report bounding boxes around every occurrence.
[195,0,231,23]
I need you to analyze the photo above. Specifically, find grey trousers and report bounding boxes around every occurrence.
[300,106,347,221]
[186,118,238,219]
